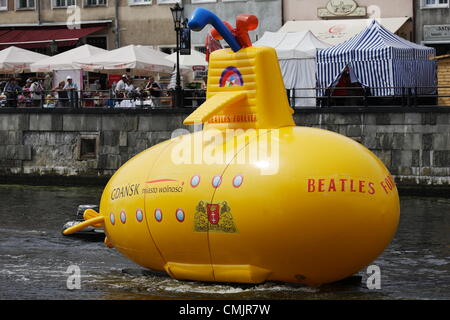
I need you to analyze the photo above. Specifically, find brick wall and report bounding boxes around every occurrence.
[437,57,450,106]
[293,111,450,189]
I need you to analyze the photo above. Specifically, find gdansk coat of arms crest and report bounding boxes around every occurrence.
[194,200,238,233]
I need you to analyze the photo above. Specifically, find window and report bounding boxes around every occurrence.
[156,0,180,4]
[77,135,98,160]
[53,0,76,7]
[129,0,151,5]
[86,36,108,50]
[0,0,7,10]
[16,0,35,9]
[85,0,106,6]
[191,0,216,4]
[423,0,449,8]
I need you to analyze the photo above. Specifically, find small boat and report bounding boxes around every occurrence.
[62,204,104,240]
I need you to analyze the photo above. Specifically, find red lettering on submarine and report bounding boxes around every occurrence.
[208,114,257,123]
[380,175,396,194]
[307,178,376,195]
[307,175,396,195]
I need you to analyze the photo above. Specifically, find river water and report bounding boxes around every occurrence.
[0,184,449,300]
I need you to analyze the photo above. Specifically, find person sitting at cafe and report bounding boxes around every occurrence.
[144,76,161,107]
[113,74,129,106]
[43,74,53,92]
[21,79,33,106]
[2,77,22,108]
[29,78,45,107]
[63,76,79,108]
[125,77,136,99]
[53,80,68,108]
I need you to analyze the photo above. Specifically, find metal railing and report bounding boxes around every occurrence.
[288,86,450,108]
[0,88,206,109]
[1,86,450,109]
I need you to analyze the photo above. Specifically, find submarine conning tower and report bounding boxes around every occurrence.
[184,8,295,130]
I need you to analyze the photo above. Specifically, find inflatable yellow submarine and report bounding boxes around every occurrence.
[64,9,400,286]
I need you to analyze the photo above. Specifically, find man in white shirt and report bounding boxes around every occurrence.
[29,79,44,107]
[63,76,79,108]
[114,74,128,105]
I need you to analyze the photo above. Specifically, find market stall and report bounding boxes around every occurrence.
[254,31,330,107]
[317,20,436,97]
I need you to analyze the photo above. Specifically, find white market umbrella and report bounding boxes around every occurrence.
[73,45,175,74]
[166,50,208,70]
[30,44,107,72]
[0,46,49,73]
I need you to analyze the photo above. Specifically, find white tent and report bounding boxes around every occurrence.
[0,46,49,73]
[72,45,175,74]
[166,50,207,85]
[254,31,330,107]
[166,50,208,70]
[30,44,107,72]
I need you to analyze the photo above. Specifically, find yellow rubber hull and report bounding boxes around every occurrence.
[99,126,400,286]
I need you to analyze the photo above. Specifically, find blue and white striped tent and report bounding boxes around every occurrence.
[317,20,436,96]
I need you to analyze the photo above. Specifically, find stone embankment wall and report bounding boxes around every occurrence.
[293,110,450,193]
[0,108,449,194]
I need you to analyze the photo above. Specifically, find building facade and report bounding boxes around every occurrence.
[183,0,283,52]
[281,0,414,43]
[0,0,282,55]
[0,0,180,54]
[283,0,413,21]
[415,0,450,55]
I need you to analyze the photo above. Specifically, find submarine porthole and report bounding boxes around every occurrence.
[232,175,244,188]
[120,210,126,224]
[136,209,144,222]
[110,212,115,225]
[176,209,185,222]
[212,175,222,188]
[154,209,162,222]
[190,175,201,188]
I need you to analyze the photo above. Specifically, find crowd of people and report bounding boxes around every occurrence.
[0,73,206,108]
[111,74,162,108]
[0,75,79,108]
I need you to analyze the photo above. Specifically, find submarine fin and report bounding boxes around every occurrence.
[83,208,103,227]
[104,237,114,248]
[183,91,247,125]
[83,208,99,220]
[62,216,104,235]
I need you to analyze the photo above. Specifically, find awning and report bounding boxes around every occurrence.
[0,26,106,50]
[278,17,411,45]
